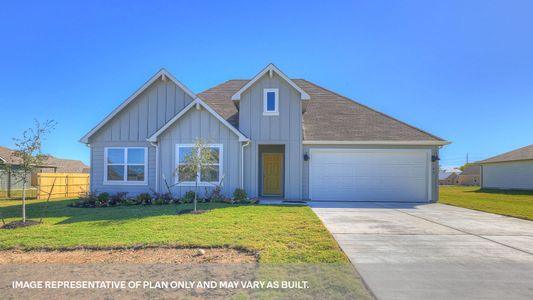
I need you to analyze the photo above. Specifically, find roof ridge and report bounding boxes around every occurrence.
[296,79,446,142]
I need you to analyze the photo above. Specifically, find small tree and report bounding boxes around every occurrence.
[175,138,218,212]
[7,120,56,223]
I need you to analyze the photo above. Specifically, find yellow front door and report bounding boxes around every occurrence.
[263,153,283,196]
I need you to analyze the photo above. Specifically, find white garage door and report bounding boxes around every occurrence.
[309,149,431,202]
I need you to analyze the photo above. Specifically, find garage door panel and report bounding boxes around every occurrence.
[309,149,429,202]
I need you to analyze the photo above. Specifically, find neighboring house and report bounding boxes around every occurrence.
[439,169,461,185]
[80,64,449,202]
[457,165,480,186]
[40,156,90,173]
[478,144,533,190]
[0,146,85,197]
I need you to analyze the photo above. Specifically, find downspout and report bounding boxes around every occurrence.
[149,141,159,193]
[241,140,251,189]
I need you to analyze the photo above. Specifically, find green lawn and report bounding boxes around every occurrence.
[439,186,533,220]
[0,198,347,263]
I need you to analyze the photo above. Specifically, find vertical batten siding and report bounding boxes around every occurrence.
[239,73,303,199]
[90,141,156,195]
[90,79,194,143]
[158,108,241,198]
[88,78,194,194]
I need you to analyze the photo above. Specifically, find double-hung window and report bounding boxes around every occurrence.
[104,147,147,185]
[263,88,279,116]
[176,144,222,185]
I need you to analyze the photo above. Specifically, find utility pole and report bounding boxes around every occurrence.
[466,153,469,164]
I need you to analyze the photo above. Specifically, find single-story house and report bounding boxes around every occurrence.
[80,64,450,202]
[439,169,461,185]
[479,144,533,190]
[456,165,480,186]
[0,146,89,198]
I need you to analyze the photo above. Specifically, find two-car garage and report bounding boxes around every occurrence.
[308,148,432,202]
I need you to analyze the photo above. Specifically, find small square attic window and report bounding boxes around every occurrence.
[263,88,279,116]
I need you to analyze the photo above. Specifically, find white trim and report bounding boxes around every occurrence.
[147,97,249,142]
[231,64,310,101]
[308,148,432,202]
[263,88,279,116]
[80,69,196,144]
[175,144,223,186]
[0,156,6,163]
[303,140,451,146]
[240,140,251,189]
[149,141,159,193]
[103,147,148,185]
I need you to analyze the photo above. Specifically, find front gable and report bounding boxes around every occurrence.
[236,69,304,141]
[81,69,196,143]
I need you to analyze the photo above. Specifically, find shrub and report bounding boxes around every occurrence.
[183,191,196,203]
[97,192,110,206]
[208,185,224,203]
[69,192,98,208]
[125,197,138,206]
[109,192,128,206]
[137,192,152,205]
[233,188,247,202]
[240,198,259,204]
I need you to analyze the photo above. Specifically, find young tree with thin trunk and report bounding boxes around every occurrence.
[176,138,218,212]
[7,120,56,223]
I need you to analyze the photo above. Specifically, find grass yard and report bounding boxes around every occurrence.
[0,198,347,264]
[439,186,533,220]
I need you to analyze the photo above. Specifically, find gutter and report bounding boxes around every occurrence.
[149,141,159,193]
[240,140,251,189]
[302,140,452,146]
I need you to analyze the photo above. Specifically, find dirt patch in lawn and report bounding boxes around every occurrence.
[1,220,40,229]
[0,247,257,264]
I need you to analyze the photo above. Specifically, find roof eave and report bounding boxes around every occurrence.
[302,140,451,146]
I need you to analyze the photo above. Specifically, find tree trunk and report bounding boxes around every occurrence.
[22,180,26,223]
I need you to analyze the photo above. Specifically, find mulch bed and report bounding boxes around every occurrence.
[0,247,257,264]
[1,220,40,229]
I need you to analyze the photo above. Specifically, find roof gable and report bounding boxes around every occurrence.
[80,69,196,144]
[231,64,310,101]
[147,98,249,142]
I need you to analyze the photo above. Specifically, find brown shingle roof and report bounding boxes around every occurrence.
[0,146,89,173]
[0,146,22,164]
[198,79,445,142]
[479,144,533,164]
[41,156,90,173]
[460,165,481,175]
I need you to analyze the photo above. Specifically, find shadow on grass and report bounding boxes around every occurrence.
[0,199,258,225]
[466,188,533,196]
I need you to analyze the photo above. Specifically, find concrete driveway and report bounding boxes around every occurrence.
[310,202,533,300]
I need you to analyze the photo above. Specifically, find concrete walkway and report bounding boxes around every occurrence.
[310,202,533,300]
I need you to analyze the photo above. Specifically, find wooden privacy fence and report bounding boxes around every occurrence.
[34,173,90,199]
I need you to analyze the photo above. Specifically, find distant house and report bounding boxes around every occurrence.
[479,144,533,190]
[457,165,481,186]
[0,146,89,174]
[0,146,89,198]
[439,169,461,185]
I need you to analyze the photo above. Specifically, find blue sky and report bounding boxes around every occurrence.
[1,0,532,169]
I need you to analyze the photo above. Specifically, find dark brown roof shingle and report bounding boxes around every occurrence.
[198,79,445,142]
[479,144,533,164]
